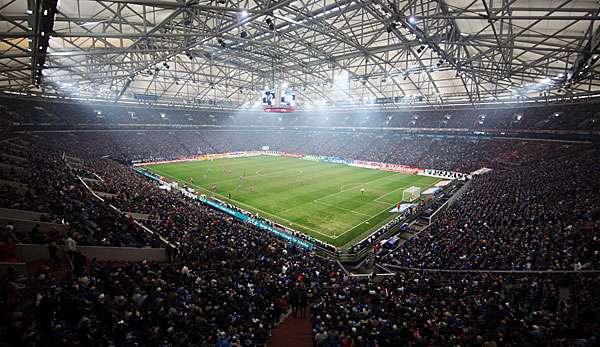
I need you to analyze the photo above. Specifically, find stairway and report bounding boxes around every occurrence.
[268,311,313,347]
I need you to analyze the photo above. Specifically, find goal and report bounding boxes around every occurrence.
[402,186,421,202]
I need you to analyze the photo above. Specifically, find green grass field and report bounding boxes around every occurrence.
[145,156,440,248]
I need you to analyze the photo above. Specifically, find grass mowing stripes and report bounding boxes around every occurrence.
[145,156,440,248]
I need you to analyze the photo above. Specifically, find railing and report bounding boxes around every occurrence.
[0,262,27,275]
[75,173,174,250]
[13,243,167,263]
[383,263,600,274]
[425,179,472,225]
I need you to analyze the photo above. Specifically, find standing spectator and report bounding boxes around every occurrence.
[290,287,300,318]
[300,287,308,318]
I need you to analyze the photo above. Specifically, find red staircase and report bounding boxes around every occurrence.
[268,312,313,347]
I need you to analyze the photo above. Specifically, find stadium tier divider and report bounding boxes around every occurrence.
[424,179,473,225]
[74,170,175,250]
[13,243,168,263]
[383,263,600,274]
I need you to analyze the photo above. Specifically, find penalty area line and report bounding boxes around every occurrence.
[312,200,372,217]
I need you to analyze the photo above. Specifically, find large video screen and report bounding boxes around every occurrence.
[280,89,296,107]
[262,91,275,106]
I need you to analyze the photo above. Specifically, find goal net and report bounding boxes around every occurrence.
[402,186,421,202]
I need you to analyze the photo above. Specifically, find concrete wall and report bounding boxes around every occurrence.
[0,218,68,233]
[1,153,28,164]
[94,191,116,198]
[0,262,27,275]
[0,163,26,174]
[0,179,28,191]
[0,208,48,221]
[15,243,167,262]
[128,212,153,221]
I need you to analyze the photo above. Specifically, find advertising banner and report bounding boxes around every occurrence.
[322,156,351,165]
[282,153,304,158]
[133,157,201,167]
[349,160,424,174]
[419,169,470,180]
[262,151,284,156]
[198,196,313,249]
[302,155,325,162]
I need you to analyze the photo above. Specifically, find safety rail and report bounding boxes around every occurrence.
[383,263,600,274]
[424,179,472,225]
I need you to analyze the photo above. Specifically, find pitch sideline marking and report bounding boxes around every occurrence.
[151,166,440,242]
[338,172,402,192]
[375,176,440,204]
[374,183,414,204]
[313,172,402,205]
[333,183,414,238]
[337,178,441,240]
[322,178,439,240]
[153,171,333,239]
[309,172,409,239]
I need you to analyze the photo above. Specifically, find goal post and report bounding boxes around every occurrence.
[402,186,421,202]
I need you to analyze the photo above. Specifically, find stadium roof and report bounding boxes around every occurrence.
[1,0,599,109]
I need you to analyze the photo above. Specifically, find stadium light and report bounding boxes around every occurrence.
[408,16,416,24]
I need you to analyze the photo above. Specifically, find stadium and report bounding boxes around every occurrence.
[0,0,599,346]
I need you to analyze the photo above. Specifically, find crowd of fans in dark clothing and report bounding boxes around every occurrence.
[1,127,599,346]
[383,148,600,271]
[0,137,159,249]
[310,271,599,346]
[35,130,581,174]
[3,251,336,346]
[1,135,341,346]
[2,96,599,132]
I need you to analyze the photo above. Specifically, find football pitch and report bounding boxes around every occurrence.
[145,156,440,248]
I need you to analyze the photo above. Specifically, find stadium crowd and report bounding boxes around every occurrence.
[0,122,599,345]
[1,139,342,345]
[2,249,338,346]
[0,138,157,248]
[2,96,599,132]
[310,271,599,346]
[36,129,582,174]
[2,130,597,270]
[383,148,600,271]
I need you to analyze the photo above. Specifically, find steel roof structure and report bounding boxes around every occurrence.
[0,0,599,109]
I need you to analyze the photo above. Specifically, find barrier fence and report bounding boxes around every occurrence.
[135,167,316,250]
[14,243,167,262]
[133,150,471,180]
[383,263,600,274]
